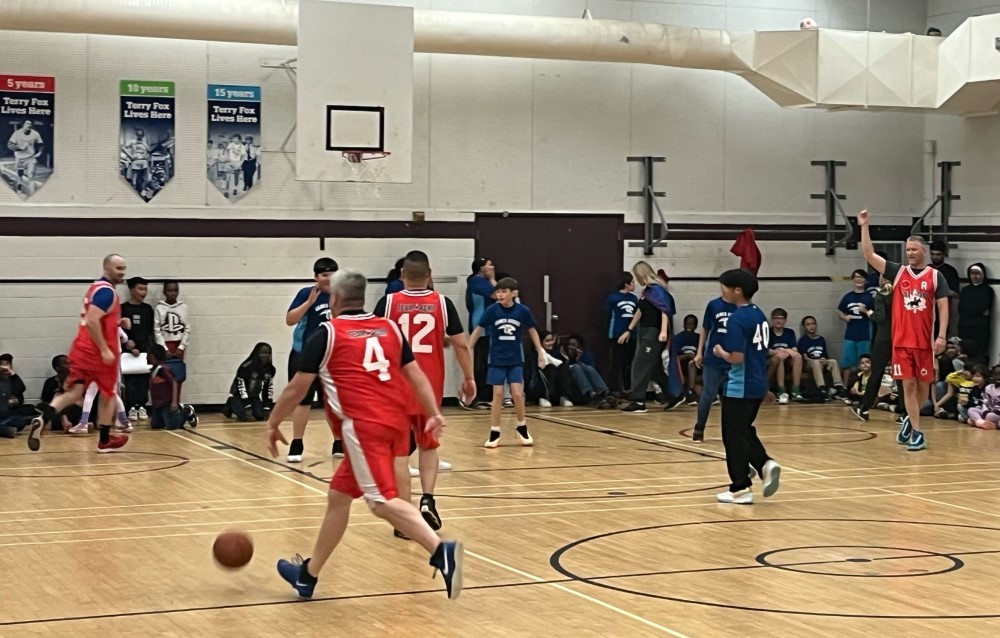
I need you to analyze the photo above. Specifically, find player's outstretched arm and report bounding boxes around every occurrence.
[265,373,315,457]
[527,327,547,368]
[401,362,446,439]
[857,209,886,274]
[468,326,483,350]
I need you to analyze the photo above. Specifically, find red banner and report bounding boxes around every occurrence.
[0,75,55,93]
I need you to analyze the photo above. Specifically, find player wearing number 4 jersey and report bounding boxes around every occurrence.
[375,250,475,536]
[267,270,463,601]
[859,209,949,451]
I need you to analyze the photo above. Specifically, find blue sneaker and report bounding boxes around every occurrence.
[430,540,464,600]
[907,430,927,451]
[277,554,317,599]
[896,416,912,445]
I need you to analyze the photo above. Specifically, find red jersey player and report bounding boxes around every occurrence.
[859,209,949,451]
[28,255,131,453]
[266,270,463,601]
[374,250,475,533]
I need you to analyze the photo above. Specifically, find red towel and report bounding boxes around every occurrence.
[731,228,761,275]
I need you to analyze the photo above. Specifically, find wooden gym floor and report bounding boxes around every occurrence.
[3,404,1000,637]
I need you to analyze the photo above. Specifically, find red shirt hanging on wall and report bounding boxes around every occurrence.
[731,228,761,275]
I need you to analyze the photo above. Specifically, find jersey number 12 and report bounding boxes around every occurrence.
[398,313,436,354]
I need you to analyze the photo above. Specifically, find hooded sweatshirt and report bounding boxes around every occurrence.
[229,342,275,407]
[154,299,191,349]
[959,262,993,330]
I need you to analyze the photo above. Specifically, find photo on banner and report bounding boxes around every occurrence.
[0,74,54,199]
[207,84,261,201]
[119,80,175,202]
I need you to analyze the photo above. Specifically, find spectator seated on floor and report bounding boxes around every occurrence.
[847,353,872,405]
[147,345,197,430]
[959,365,987,424]
[223,342,276,422]
[563,334,610,406]
[0,354,32,438]
[528,331,572,408]
[40,354,84,431]
[932,368,975,420]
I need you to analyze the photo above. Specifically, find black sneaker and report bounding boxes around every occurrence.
[850,405,870,422]
[430,540,464,600]
[332,439,344,458]
[420,495,442,531]
[183,404,198,428]
[692,429,705,443]
[663,395,685,411]
[685,390,699,406]
[621,402,647,413]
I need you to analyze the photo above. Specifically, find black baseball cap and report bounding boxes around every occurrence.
[313,257,339,274]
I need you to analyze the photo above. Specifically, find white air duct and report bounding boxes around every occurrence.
[4,0,1000,116]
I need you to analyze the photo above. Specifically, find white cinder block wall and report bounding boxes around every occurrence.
[2,0,999,402]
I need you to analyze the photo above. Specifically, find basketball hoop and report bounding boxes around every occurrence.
[341,150,391,198]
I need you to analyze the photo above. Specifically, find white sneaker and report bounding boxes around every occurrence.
[114,422,134,434]
[717,488,753,504]
[68,423,88,435]
[515,426,534,446]
[538,398,552,408]
[408,465,420,477]
[778,393,789,405]
[137,407,148,421]
[484,436,500,449]
[127,408,138,422]
[287,454,303,463]
[761,460,781,497]
[502,398,514,408]
[438,459,452,471]
[559,398,574,407]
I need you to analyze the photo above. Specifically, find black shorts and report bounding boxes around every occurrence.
[288,349,321,406]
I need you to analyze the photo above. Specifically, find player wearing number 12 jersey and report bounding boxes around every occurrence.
[267,270,463,601]
[713,269,781,505]
[374,250,476,533]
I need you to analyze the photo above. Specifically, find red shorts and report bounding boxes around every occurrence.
[67,359,119,398]
[892,347,934,383]
[330,420,409,504]
[409,414,441,451]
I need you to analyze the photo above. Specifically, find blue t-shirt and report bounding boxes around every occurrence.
[865,271,880,296]
[478,302,537,367]
[465,275,495,333]
[385,279,404,295]
[769,327,797,351]
[838,290,874,342]
[672,330,700,357]
[797,334,828,360]
[604,291,638,338]
[288,286,332,352]
[701,297,736,369]
[723,304,770,400]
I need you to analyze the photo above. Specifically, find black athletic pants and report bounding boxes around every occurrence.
[860,338,905,415]
[473,338,491,403]
[721,396,770,492]
[608,337,635,393]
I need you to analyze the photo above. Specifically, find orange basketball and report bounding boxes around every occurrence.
[212,531,254,569]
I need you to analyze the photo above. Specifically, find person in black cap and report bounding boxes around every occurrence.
[120,276,154,422]
[285,257,338,462]
[465,257,497,408]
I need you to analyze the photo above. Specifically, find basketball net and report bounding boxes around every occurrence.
[343,151,391,198]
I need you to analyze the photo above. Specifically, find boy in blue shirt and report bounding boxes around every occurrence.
[767,308,803,403]
[837,269,874,387]
[285,257,337,462]
[604,272,638,394]
[713,268,781,504]
[469,277,547,448]
[673,314,701,405]
[692,296,736,442]
[466,257,497,407]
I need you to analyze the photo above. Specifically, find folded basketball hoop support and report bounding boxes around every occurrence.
[626,156,854,255]
[911,161,961,247]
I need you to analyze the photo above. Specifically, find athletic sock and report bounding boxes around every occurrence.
[99,425,111,444]
[289,438,304,456]
[516,424,530,439]
[487,429,501,444]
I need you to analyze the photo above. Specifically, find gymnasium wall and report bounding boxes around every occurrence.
[5,0,997,403]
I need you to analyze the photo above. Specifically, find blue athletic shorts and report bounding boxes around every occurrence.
[840,339,869,368]
[487,365,524,386]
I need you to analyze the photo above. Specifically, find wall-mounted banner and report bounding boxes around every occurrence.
[119,80,175,202]
[0,75,54,199]
[207,84,261,202]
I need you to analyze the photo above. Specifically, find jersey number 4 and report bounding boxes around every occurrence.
[398,313,436,354]
[363,337,392,382]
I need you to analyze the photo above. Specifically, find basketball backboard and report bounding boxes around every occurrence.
[296,0,413,183]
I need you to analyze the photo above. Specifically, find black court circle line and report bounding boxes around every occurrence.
[550,517,1000,619]
[0,451,189,478]
[677,424,877,445]
[755,545,964,577]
